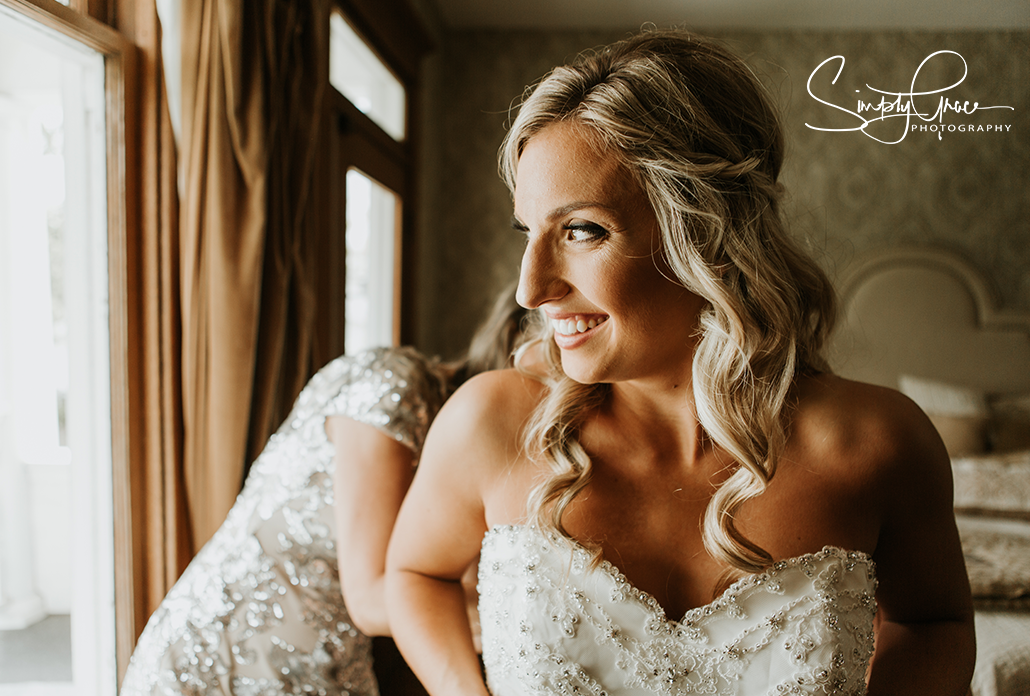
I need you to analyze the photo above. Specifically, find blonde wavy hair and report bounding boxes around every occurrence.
[502,30,837,580]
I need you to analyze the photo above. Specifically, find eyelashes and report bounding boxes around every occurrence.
[511,217,609,244]
[512,218,531,248]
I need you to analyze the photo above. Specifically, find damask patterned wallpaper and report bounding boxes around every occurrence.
[414,29,1028,361]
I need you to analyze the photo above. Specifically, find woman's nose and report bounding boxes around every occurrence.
[516,236,567,309]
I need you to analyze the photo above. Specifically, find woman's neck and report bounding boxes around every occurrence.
[594,378,715,469]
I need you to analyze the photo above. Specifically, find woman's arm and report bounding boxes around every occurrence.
[866,395,976,695]
[387,372,530,696]
[329,415,416,636]
[388,565,490,696]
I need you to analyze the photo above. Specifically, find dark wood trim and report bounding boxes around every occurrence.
[105,38,142,689]
[1,0,124,51]
[0,0,139,681]
[85,0,111,25]
[331,90,409,177]
[67,0,111,25]
[310,5,337,373]
[325,126,348,359]
[334,0,432,85]
[398,78,424,347]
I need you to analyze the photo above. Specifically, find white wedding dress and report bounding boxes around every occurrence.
[478,524,877,696]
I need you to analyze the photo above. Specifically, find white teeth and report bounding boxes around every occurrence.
[551,315,607,336]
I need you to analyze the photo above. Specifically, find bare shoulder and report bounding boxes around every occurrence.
[785,373,955,554]
[791,373,948,478]
[433,369,545,438]
[420,368,546,473]
[451,367,548,410]
[413,368,548,526]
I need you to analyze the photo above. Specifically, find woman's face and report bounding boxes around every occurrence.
[513,121,706,387]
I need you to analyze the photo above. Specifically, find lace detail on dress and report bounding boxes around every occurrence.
[479,525,877,696]
[121,347,449,696]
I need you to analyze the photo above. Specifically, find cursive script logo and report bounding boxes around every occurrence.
[806,51,1014,144]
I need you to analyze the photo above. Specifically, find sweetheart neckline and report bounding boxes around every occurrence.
[482,523,876,625]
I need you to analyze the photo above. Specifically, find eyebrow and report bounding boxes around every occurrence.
[512,201,616,230]
[546,202,615,220]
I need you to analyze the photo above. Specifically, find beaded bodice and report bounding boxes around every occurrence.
[479,525,877,696]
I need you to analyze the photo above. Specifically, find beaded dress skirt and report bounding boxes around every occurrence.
[121,347,448,696]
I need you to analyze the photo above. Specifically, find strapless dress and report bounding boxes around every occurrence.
[478,524,877,695]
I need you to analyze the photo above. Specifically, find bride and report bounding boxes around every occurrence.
[385,30,975,695]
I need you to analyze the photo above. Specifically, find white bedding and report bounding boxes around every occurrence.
[954,450,1030,521]
[971,612,1030,696]
[956,514,1030,696]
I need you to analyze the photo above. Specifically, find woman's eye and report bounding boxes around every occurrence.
[511,218,531,243]
[565,223,607,242]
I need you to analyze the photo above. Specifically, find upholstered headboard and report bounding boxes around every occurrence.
[829,247,1030,396]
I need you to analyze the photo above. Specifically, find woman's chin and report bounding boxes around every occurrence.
[557,353,608,386]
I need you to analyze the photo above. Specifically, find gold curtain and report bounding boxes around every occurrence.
[179,0,327,552]
[119,0,327,634]
[244,0,327,478]
[179,0,268,551]
[116,0,193,634]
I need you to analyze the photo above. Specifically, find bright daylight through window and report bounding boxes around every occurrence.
[0,6,116,695]
[329,11,406,142]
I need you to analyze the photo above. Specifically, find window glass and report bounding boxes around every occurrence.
[345,169,399,353]
[329,11,407,141]
[0,7,115,694]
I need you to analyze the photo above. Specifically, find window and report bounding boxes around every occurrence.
[329,11,406,142]
[324,5,419,358]
[0,5,117,694]
[344,169,400,354]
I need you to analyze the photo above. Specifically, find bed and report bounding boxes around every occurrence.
[830,246,1030,696]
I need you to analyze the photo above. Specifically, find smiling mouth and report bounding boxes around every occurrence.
[551,315,608,336]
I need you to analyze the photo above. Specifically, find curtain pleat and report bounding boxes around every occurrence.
[128,0,192,631]
[179,0,326,550]
[123,0,326,635]
[179,0,267,549]
[245,0,327,473]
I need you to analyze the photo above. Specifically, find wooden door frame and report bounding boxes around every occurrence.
[0,0,139,679]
